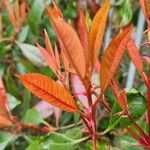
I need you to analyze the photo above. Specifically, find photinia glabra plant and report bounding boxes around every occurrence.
[15,0,150,149]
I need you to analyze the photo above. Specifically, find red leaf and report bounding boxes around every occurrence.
[18,73,78,112]
[100,25,133,93]
[127,38,146,80]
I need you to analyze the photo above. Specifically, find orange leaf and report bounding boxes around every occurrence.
[89,0,110,67]
[47,6,86,79]
[18,73,78,112]
[127,38,146,80]
[0,77,12,128]
[100,25,133,93]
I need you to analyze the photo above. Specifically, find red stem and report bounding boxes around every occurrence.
[17,122,52,133]
[86,83,97,150]
[128,114,148,142]
[126,128,148,146]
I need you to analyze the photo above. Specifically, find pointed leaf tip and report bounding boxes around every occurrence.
[100,25,133,93]
[89,0,110,67]
[46,5,86,79]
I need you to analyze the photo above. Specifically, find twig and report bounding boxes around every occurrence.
[55,121,82,131]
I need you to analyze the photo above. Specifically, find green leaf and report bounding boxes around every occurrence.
[103,89,146,133]
[17,42,47,67]
[86,140,108,150]
[0,132,18,150]
[21,89,31,117]
[4,75,18,97]
[7,93,21,110]
[119,0,133,26]
[26,141,42,150]
[18,25,29,42]
[114,135,144,150]
[65,127,82,140]
[0,64,6,76]
[43,132,74,150]
[22,109,45,125]
[28,0,44,35]
[0,43,9,57]
[73,112,80,125]
[28,0,51,35]
[42,131,85,150]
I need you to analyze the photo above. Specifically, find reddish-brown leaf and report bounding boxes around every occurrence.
[127,38,145,80]
[18,73,78,112]
[47,6,86,79]
[100,25,133,93]
[89,0,110,67]
[76,9,89,63]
